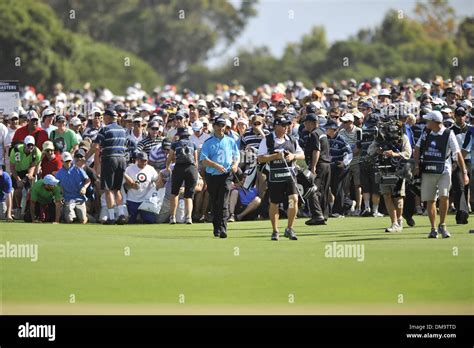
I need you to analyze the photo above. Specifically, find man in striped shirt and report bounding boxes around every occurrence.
[92,109,128,225]
[326,119,352,216]
[240,115,269,151]
[136,121,163,155]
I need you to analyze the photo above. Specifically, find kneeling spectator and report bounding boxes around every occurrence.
[27,174,62,223]
[55,152,90,223]
[124,152,159,223]
[229,177,261,221]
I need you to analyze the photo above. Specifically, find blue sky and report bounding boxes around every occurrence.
[207,0,474,67]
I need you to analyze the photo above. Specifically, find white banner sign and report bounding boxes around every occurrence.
[0,80,20,115]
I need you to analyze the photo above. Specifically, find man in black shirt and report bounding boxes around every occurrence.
[303,113,331,225]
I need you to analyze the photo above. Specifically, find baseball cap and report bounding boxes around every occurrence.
[236,118,249,126]
[304,113,318,122]
[443,118,455,126]
[139,103,154,113]
[177,127,190,137]
[42,141,54,151]
[56,115,66,122]
[359,101,372,109]
[104,109,117,118]
[27,110,39,121]
[114,104,127,113]
[460,100,472,109]
[340,113,354,122]
[162,139,172,149]
[353,111,364,119]
[440,107,452,113]
[43,174,60,186]
[8,112,19,120]
[423,111,443,123]
[42,107,55,118]
[133,116,143,123]
[455,107,467,117]
[89,107,103,116]
[61,152,73,162]
[24,135,35,145]
[148,121,160,128]
[74,149,86,158]
[325,119,339,129]
[378,89,391,97]
[192,120,203,131]
[70,117,82,126]
[225,119,232,128]
[273,117,291,126]
[136,151,148,161]
[306,104,318,114]
[213,117,227,126]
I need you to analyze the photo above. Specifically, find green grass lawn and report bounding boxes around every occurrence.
[1,216,473,314]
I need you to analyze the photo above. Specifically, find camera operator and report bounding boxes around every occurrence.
[414,111,469,238]
[368,118,412,233]
[303,113,330,225]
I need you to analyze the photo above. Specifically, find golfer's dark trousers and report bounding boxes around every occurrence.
[206,172,233,235]
[313,162,331,220]
[451,161,470,222]
[329,163,345,214]
[403,184,416,221]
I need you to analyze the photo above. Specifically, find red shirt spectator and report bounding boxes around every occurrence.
[11,111,49,150]
[40,151,62,178]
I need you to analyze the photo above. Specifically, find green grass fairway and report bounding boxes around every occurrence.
[1,216,473,314]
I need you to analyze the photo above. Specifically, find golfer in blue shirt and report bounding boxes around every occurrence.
[200,117,240,238]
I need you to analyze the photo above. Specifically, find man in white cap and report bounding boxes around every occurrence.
[414,111,469,238]
[83,107,103,142]
[69,117,83,143]
[377,89,392,107]
[190,120,210,150]
[339,113,363,215]
[27,174,62,223]
[41,107,57,136]
[9,135,42,216]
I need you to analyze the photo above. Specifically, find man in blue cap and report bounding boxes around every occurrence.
[200,117,240,238]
